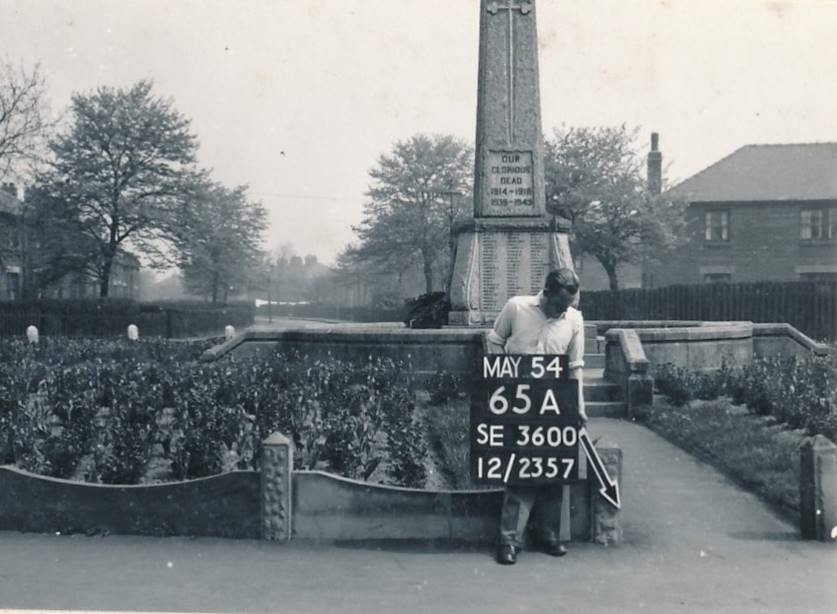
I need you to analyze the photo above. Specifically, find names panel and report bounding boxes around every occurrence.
[480,231,550,315]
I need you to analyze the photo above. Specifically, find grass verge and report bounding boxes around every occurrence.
[636,395,805,521]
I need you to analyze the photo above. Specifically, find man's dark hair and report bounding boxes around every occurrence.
[544,268,580,296]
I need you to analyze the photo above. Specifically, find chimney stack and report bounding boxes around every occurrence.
[647,133,662,196]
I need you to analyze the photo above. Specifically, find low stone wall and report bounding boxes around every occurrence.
[292,473,598,542]
[606,324,755,374]
[753,323,830,360]
[203,327,486,383]
[0,435,624,545]
[603,329,652,418]
[0,466,261,538]
[293,472,503,542]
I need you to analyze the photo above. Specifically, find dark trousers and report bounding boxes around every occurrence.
[499,484,567,548]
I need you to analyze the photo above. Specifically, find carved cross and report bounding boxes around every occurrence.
[486,1,532,145]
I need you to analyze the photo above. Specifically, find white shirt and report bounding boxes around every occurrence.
[486,293,585,368]
[487,293,587,418]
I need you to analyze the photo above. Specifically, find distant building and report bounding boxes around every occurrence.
[0,182,141,300]
[648,142,837,286]
[45,250,140,299]
[0,183,24,299]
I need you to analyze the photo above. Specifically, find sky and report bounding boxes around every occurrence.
[1,0,836,266]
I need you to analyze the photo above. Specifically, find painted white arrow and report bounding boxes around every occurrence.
[579,428,621,509]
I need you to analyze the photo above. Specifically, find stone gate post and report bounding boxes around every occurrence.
[262,432,294,541]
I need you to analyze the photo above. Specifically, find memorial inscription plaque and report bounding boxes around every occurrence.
[487,151,534,210]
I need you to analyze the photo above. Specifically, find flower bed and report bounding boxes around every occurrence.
[0,338,428,488]
[646,351,836,518]
[654,353,836,441]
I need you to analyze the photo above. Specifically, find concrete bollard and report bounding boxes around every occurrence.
[26,325,39,344]
[261,432,294,541]
[800,435,837,541]
[225,325,235,341]
[591,436,623,545]
[127,324,139,341]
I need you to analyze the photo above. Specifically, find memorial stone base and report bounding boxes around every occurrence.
[448,218,574,326]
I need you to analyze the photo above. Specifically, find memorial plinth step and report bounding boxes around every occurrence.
[585,401,626,418]
[584,353,605,369]
[583,378,622,402]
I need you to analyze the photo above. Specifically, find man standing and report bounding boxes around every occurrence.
[486,268,586,565]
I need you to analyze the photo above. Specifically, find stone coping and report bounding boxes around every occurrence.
[591,320,703,333]
[0,464,257,488]
[296,470,502,496]
[752,323,830,356]
[203,327,486,362]
[606,323,754,343]
[606,329,650,373]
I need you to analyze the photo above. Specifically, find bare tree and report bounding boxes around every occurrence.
[0,59,50,180]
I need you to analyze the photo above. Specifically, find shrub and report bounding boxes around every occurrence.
[383,385,428,488]
[0,338,425,485]
[403,292,450,329]
[654,363,693,406]
[427,370,465,406]
[655,355,836,441]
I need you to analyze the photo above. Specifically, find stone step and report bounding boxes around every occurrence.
[583,378,622,402]
[585,401,626,419]
[584,353,605,369]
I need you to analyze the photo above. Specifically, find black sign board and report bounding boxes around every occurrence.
[470,354,581,485]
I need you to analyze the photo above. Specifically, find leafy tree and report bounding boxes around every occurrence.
[38,80,198,296]
[0,59,50,181]
[544,125,686,290]
[175,181,267,304]
[351,134,473,294]
[14,186,99,299]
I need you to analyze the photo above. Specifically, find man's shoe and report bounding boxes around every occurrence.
[496,544,517,565]
[544,541,568,557]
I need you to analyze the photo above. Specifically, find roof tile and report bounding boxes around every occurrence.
[670,143,837,203]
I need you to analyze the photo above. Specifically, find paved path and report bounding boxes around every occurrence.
[0,419,834,614]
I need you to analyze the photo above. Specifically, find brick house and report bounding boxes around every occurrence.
[0,183,24,299]
[0,182,141,300]
[647,142,837,287]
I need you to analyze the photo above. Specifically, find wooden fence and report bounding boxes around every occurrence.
[580,281,837,341]
[0,299,255,338]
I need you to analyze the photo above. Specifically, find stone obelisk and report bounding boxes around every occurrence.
[448,0,573,326]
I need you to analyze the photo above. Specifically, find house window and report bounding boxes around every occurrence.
[704,210,729,241]
[7,272,20,300]
[703,273,731,284]
[800,208,828,240]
